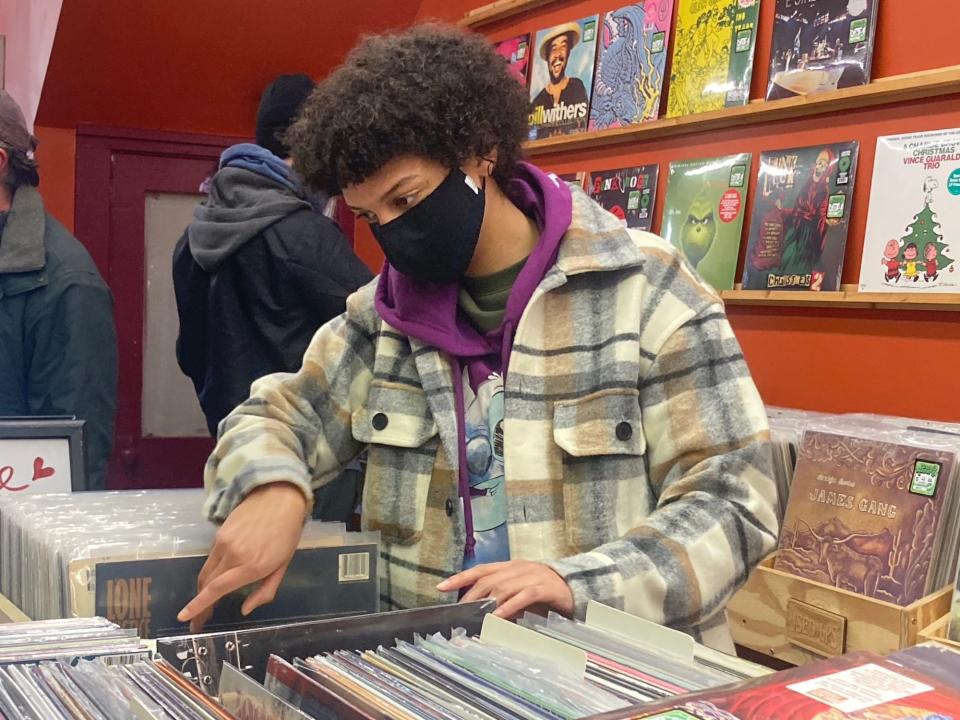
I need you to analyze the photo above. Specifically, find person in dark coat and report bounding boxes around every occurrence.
[173,74,372,520]
[0,90,117,489]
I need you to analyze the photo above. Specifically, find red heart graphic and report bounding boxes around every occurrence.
[33,457,55,481]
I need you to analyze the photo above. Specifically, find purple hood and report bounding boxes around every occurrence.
[374,161,573,361]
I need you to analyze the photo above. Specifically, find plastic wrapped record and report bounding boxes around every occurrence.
[157,600,497,698]
[0,489,380,638]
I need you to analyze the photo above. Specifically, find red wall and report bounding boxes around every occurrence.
[37,0,420,136]
[401,0,960,422]
[27,0,422,265]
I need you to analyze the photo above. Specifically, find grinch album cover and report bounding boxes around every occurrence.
[743,142,859,291]
[858,129,959,293]
[661,153,752,291]
[494,33,531,86]
[589,164,659,231]
[529,16,600,139]
[589,1,675,130]
[768,0,879,100]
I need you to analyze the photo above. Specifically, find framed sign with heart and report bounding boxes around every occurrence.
[0,418,85,495]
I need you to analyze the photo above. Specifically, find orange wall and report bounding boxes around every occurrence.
[402,0,960,422]
[33,125,75,232]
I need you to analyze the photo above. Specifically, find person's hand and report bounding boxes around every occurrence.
[437,560,574,620]
[177,482,308,633]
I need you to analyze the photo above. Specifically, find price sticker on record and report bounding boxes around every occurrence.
[718,189,743,223]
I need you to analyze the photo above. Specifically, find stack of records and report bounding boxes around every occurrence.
[775,416,960,605]
[765,406,832,521]
[0,618,146,665]
[0,490,380,637]
[199,601,771,720]
[0,616,236,718]
[0,656,234,719]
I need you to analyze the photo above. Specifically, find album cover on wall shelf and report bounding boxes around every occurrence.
[661,153,752,291]
[529,15,600,139]
[742,141,859,291]
[589,1,675,131]
[767,0,880,100]
[588,164,660,232]
[666,0,761,118]
[493,33,531,86]
[858,128,960,293]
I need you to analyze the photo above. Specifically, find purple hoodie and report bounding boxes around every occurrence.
[374,162,573,559]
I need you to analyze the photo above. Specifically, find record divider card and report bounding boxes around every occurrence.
[585,600,696,661]
[480,613,587,677]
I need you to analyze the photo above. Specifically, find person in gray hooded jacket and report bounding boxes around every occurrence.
[173,75,372,437]
[172,75,372,519]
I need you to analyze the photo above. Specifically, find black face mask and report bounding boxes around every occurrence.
[371,168,485,284]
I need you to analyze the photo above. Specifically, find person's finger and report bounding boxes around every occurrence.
[437,562,506,592]
[178,565,257,622]
[493,587,539,620]
[460,562,535,602]
[241,562,289,616]
[459,573,499,604]
[189,604,214,635]
[197,552,224,592]
[460,566,515,603]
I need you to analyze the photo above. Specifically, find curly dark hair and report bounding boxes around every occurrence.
[286,23,530,196]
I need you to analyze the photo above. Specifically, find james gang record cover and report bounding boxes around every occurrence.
[494,33,531,86]
[589,165,660,232]
[767,0,879,100]
[661,153,752,291]
[742,141,859,291]
[666,0,761,118]
[529,16,600,139]
[775,429,956,606]
[589,1,675,131]
[858,128,960,293]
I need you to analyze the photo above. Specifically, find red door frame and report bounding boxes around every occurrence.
[75,126,243,489]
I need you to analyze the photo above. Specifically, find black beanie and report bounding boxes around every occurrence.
[256,73,315,159]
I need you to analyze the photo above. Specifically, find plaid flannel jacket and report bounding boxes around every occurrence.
[204,189,779,651]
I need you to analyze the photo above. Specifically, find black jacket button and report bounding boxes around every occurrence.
[616,421,633,441]
[445,498,455,517]
[372,412,388,431]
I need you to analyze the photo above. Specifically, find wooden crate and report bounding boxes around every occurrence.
[727,554,952,666]
[918,614,960,652]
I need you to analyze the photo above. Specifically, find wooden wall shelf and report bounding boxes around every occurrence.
[524,65,960,156]
[458,0,557,28]
[720,284,960,311]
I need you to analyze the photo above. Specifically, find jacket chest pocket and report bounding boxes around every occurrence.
[353,381,441,546]
[552,387,649,552]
